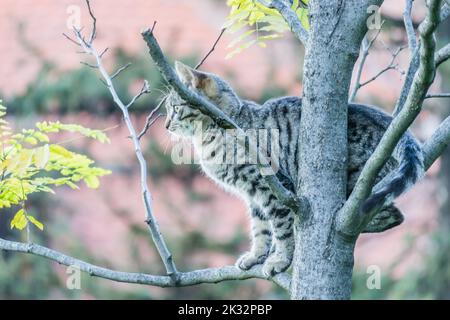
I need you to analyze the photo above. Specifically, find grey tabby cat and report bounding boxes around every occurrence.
[164,61,424,277]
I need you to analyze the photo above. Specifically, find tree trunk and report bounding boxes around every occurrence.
[291,0,383,299]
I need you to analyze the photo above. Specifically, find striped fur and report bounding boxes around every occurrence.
[164,62,424,276]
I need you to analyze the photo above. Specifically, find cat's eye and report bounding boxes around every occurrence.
[174,106,181,113]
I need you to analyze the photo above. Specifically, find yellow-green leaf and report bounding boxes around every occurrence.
[24,136,38,145]
[11,209,28,230]
[28,215,44,231]
[84,175,100,189]
[49,144,73,158]
[33,144,50,169]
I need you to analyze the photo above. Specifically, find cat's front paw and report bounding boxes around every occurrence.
[236,252,268,270]
[261,253,292,277]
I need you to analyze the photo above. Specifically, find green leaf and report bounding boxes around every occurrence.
[33,131,49,143]
[49,144,74,158]
[84,175,100,189]
[11,209,28,230]
[1,101,111,234]
[225,0,309,57]
[33,144,50,169]
[24,136,38,145]
[28,215,44,231]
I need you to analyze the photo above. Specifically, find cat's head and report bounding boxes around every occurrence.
[164,61,240,137]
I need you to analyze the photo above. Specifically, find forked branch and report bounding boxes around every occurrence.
[338,0,443,237]
[0,238,291,291]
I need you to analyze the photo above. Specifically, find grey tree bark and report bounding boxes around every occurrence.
[292,0,382,299]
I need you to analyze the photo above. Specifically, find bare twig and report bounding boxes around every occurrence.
[195,28,226,70]
[138,97,166,140]
[0,237,291,291]
[86,0,97,43]
[358,46,405,88]
[99,47,109,58]
[111,62,132,79]
[423,115,450,170]
[62,32,81,46]
[395,0,450,115]
[435,42,450,67]
[352,25,384,96]
[126,80,151,108]
[80,61,98,69]
[425,93,450,99]
[71,1,178,279]
[393,46,420,116]
[404,0,417,53]
[350,23,405,102]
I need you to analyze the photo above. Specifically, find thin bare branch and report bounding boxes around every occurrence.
[195,28,226,70]
[86,0,97,44]
[358,46,405,88]
[80,61,98,69]
[62,32,81,46]
[127,80,151,108]
[138,97,167,140]
[425,93,450,99]
[0,237,291,291]
[404,0,417,53]
[393,46,420,116]
[435,42,450,67]
[99,47,109,58]
[111,62,132,79]
[423,115,450,170]
[73,4,178,279]
[350,24,405,102]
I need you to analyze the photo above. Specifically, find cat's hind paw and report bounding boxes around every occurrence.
[235,252,268,270]
[261,253,292,277]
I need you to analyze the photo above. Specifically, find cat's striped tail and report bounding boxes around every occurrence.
[361,133,424,214]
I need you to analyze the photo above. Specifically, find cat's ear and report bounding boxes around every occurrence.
[175,61,195,86]
[174,61,218,98]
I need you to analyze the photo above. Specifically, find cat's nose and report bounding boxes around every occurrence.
[165,119,171,129]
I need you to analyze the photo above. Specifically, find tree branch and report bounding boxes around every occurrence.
[195,28,226,70]
[393,46,420,116]
[138,97,166,140]
[141,27,301,212]
[126,80,151,108]
[350,28,382,102]
[69,1,178,278]
[0,237,291,291]
[337,0,442,237]
[423,115,450,170]
[350,27,406,102]
[435,42,450,67]
[256,0,309,45]
[403,0,417,53]
[111,62,132,80]
[440,1,450,22]
[358,46,405,87]
[425,93,450,99]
